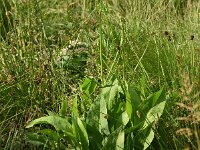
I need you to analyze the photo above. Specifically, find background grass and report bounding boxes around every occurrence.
[0,0,200,149]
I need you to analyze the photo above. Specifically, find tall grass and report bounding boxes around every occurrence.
[0,0,199,149]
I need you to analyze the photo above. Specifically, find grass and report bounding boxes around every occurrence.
[0,0,200,149]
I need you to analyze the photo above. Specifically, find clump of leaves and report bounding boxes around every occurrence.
[55,40,89,78]
[26,78,167,150]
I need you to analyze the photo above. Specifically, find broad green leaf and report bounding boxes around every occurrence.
[143,101,166,128]
[126,97,132,120]
[26,116,72,133]
[72,115,89,150]
[77,117,89,150]
[81,78,91,95]
[86,98,100,131]
[59,100,67,117]
[143,128,154,150]
[124,122,144,134]
[81,78,97,96]
[86,124,103,148]
[86,88,110,136]
[135,124,154,150]
[102,126,123,150]
[151,86,166,107]
[102,79,118,111]
[100,93,110,135]
[116,130,125,150]
[139,86,166,122]
[27,132,46,146]
[145,86,166,111]
[124,133,135,150]
[125,83,141,124]
[135,96,164,148]
[39,129,60,142]
[80,78,97,110]
[116,111,129,128]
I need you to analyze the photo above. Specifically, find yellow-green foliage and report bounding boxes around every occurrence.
[0,0,13,39]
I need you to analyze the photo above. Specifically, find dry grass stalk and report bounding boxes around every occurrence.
[176,70,200,149]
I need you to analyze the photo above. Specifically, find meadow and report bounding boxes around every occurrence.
[0,0,200,149]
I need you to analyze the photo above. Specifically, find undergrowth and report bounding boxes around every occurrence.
[0,0,199,149]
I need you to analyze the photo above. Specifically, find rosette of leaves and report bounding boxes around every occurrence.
[26,78,167,150]
[55,41,89,78]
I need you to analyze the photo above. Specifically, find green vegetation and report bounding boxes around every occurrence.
[0,0,199,149]
[0,0,12,39]
[26,79,167,149]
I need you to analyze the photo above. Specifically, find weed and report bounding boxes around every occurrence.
[26,78,167,150]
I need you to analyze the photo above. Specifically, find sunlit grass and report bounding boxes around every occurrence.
[0,0,200,149]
